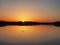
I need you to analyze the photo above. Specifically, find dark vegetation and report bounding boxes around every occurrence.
[0,21,60,27]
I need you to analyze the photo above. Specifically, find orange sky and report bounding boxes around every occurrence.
[0,0,60,22]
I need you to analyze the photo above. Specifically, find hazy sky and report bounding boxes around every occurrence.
[0,0,60,45]
[0,0,60,22]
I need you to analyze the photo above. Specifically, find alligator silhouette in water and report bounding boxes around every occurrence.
[0,21,60,27]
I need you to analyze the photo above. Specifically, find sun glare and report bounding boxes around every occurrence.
[16,9,36,22]
[22,21,25,22]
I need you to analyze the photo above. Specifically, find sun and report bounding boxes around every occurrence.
[22,21,25,22]
[18,16,30,22]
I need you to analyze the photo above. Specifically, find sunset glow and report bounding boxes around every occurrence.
[0,0,60,45]
[0,0,60,22]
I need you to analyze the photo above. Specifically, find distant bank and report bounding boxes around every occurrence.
[0,21,60,27]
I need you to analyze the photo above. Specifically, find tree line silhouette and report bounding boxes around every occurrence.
[0,21,60,27]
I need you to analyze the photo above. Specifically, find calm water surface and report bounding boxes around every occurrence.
[0,25,60,45]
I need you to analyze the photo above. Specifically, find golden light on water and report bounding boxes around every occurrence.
[0,0,60,45]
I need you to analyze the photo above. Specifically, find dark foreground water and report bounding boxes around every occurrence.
[0,25,60,45]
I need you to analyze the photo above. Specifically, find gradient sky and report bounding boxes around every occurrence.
[0,0,60,45]
[0,0,60,22]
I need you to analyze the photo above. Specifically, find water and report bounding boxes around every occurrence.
[0,25,60,45]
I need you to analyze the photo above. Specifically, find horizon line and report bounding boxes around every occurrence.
[0,21,60,27]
